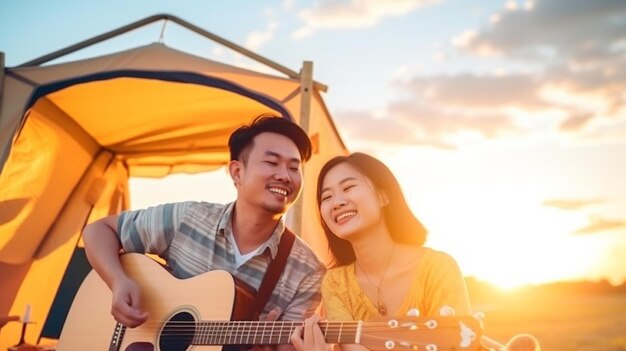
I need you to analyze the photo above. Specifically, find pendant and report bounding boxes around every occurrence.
[378,302,387,316]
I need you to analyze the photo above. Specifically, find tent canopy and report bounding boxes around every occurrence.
[0,14,346,349]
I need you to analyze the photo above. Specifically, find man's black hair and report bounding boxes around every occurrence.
[228,114,312,163]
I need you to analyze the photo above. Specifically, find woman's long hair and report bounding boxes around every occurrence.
[316,152,427,267]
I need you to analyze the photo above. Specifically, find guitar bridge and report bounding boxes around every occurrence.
[109,322,126,351]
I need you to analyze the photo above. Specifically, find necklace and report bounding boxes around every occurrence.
[357,244,395,315]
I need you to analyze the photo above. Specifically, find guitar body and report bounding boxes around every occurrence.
[57,254,236,351]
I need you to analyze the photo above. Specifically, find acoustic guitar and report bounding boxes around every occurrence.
[56,254,482,351]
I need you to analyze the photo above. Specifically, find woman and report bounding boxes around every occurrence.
[291,153,539,351]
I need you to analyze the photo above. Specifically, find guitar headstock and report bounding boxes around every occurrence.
[359,315,482,351]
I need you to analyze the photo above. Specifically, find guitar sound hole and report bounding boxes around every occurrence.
[159,311,196,351]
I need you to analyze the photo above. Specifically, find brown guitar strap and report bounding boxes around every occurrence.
[246,229,296,321]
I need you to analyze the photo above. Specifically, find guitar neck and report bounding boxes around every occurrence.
[193,321,359,345]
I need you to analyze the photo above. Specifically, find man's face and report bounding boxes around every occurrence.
[231,132,304,215]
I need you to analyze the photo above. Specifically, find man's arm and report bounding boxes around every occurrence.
[83,214,148,327]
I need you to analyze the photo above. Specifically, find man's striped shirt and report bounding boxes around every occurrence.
[117,201,325,321]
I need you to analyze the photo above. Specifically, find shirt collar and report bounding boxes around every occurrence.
[218,201,285,259]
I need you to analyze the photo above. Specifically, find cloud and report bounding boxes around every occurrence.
[543,198,604,210]
[330,1,626,150]
[398,73,545,110]
[458,0,626,62]
[282,0,295,11]
[334,110,437,147]
[362,0,626,149]
[292,27,314,40]
[573,216,626,235]
[333,97,521,151]
[245,22,278,51]
[293,0,440,38]
[559,113,593,131]
[455,0,626,142]
[343,63,625,148]
[455,0,626,116]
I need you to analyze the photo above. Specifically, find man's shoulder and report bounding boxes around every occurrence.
[127,201,226,214]
[178,200,226,210]
[170,201,228,218]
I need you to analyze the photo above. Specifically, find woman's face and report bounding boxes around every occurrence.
[319,162,385,240]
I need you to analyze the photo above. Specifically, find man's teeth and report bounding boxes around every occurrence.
[336,212,356,222]
[269,187,288,196]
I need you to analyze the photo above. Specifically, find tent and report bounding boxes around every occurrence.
[0,14,347,349]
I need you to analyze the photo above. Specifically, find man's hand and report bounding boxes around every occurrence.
[504,334,541,351]
[482,334,541,351]
[291,315,332,351]
[110,276,149,327]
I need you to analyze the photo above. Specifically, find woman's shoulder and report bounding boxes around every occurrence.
[325,263,354,279]
[418,247,462,271]
[322,264,355,288]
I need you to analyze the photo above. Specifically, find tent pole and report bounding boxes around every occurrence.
[290,61,314,235]
[163,16,327,92]
[14,14,328,92]
[17,14,170,67]
[0,52,4,114]
[299,62,314,134]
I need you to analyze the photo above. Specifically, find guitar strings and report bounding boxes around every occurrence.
[123,322,464,332]
[112,323,464,335]
[134,320,463,327]
[112,329,470,350]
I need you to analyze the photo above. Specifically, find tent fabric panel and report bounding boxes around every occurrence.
[126,153,228,177]
[78,160,130,247]
[9,44,300,93]
[26,70,293,124]
[0,260,31,317]
[46,76,283,146]
[35,154,126,259]
[0,102,101,264]
[0,76,36,171]
[31,75,294,173]
[0,155,127,348]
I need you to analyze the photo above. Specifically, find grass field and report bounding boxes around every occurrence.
[472,293,626,351]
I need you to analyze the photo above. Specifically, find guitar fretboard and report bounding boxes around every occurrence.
[191,321,360,345]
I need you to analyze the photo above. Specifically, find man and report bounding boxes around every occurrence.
[83,115,325,350]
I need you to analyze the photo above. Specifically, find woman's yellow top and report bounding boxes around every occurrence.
[322,248,472,320]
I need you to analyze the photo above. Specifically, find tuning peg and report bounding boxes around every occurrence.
[425,344,438,351]
[425,320,438,329]
[438,305,455,316]
[406,308,420,317]
[399,341,419,350]
[473,311,485,321]
[385,340,396,349]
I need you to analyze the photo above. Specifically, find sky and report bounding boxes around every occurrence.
[2,0,625,289]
